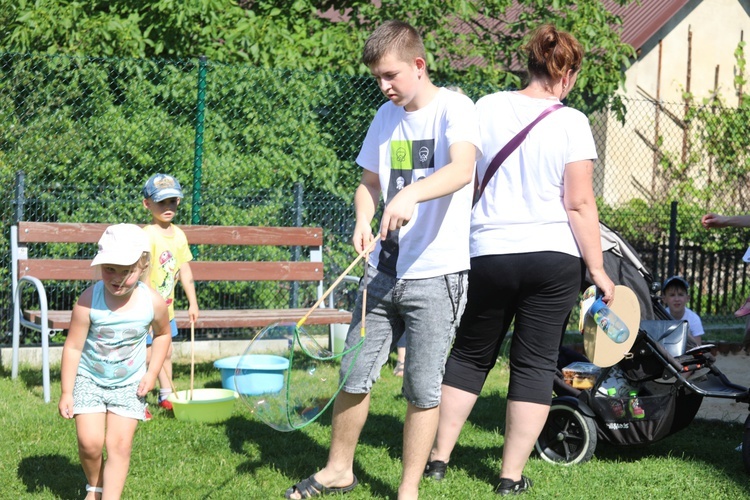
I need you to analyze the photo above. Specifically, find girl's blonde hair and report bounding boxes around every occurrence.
[93,251,150,280]
[135,251,150,276]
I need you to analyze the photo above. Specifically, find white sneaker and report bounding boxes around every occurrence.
[735,443,743,452]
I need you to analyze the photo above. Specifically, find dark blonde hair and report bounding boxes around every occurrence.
[132,252,151,283]
[136,251,150,274]
[524,24,583,82]
[362,20,426,67]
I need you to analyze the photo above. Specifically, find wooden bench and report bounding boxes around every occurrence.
[11,221,354,401]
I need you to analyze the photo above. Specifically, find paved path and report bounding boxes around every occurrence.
[695,350,750,424]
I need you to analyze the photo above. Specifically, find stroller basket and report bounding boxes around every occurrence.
[590,385,689,445]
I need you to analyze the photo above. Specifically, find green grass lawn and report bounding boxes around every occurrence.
[2,356,749,499]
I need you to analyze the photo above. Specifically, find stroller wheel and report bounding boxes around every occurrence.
[535,402,597,465]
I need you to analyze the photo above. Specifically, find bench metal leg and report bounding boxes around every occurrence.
[13,277,51,403]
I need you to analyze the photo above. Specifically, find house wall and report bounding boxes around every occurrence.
[598,0,750,205]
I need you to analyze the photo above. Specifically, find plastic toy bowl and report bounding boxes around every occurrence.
[167,388,238,423]
[214,355,290,396]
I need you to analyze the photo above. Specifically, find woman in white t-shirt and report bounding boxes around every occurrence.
[425,25,615,494]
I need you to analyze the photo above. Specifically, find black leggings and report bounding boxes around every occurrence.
[443,252,584,405]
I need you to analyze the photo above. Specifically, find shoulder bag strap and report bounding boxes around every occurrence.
[473,103,564,207]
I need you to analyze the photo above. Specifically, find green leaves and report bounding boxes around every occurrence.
[1,0,637,115]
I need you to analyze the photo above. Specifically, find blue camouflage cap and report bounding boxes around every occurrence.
[142,173,183,202]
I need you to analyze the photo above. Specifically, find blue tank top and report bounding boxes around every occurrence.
[78,281,154,386]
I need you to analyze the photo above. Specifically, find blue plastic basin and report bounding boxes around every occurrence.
[213,355,289,395]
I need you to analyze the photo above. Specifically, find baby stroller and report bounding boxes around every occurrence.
[533,223,750,473]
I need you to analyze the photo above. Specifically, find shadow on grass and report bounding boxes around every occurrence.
[264,387,506,492]
[11,365,61,395]
[567,418,750,494]
[224,399,417,498]
[17,454,82,499]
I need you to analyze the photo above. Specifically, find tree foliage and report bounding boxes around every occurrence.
[1,0,635,115]
[0,0,637,328]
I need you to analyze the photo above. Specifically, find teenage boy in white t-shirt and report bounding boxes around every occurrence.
[285,20,481,500]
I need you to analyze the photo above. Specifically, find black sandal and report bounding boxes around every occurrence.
[285,474,358,498]
[423,460,448,480]
[495,475,532,495]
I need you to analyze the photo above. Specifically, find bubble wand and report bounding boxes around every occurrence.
[279,239,374,430]
[240,238,376,432]
[295,237,377,333]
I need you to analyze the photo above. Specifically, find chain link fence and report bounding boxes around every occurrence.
[2,51,749,346]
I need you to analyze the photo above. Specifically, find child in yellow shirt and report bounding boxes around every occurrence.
[142,173,199,410]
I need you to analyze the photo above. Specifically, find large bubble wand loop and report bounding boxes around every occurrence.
[237,239,377,432]
[275,238,374,431]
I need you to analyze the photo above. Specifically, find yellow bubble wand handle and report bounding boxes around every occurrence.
[296,238,378,329]
[360,253,369,338]
[189,321,195,401]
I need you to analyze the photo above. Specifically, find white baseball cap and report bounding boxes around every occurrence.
[90,224,150,267]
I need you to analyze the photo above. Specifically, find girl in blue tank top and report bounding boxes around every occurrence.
[58,224,170,498]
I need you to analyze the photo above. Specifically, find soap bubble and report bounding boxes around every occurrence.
[236,322,363,431]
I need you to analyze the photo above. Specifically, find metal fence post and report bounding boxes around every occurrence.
[13,171,25,224]
[290,182,303,308]
[668,201,678,279]
[10,171,26,372]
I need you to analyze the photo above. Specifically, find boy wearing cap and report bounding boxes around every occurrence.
[142,173,199,410]
[58,224,171,497]
[662,276,705,345]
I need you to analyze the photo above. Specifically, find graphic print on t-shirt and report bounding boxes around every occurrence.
[378,139,435,275]
[155,250,177,307]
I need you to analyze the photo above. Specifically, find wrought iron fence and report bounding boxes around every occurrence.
[2,51,750,346]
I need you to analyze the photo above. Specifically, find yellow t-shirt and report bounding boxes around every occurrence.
[142,224,193,320]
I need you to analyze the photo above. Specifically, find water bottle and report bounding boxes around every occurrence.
[607,387,625,418]
[587,298,630,343]
[628,390,645,419]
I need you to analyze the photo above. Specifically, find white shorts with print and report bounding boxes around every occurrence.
[73,375,148,421]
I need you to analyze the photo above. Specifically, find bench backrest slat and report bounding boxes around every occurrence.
[17,222,323,247]
[17,259,100,280]
[191,261,322,281]
[15,222,326,283]
[17,222,111,243]
[182,226,322,246]
[18,259,324,282]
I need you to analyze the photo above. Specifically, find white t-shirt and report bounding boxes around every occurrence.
[356,87,482,279]
[681,307,705,338]
[470,91,598,258]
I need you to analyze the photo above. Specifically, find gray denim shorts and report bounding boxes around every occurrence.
[72,374,148,421]
[340,265,467,408]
